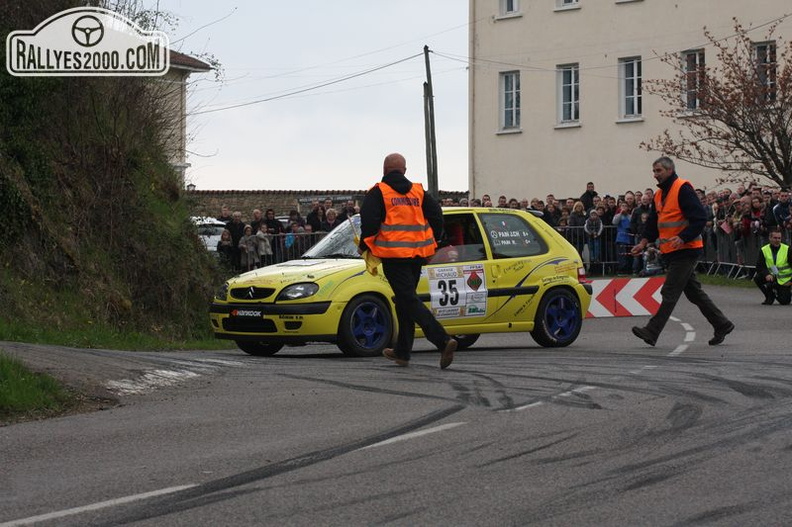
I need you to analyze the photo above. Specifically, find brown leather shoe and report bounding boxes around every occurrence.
[440,338,457,369]
[383,348,409,366]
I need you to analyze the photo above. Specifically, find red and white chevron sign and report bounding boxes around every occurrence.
[585,277,664,318]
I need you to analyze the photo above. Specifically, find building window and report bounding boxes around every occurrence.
[556,0,580,9]
[754,41,777,102]
[500,0,519,16]
[557,64,579,123]
[500,71,521,129]
[682,49,705,110]
[619,57,642,117]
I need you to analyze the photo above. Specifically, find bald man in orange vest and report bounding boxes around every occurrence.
[359,153,457,368]
[630,157,734,346]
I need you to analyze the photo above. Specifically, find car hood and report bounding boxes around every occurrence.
[227,258,365,288]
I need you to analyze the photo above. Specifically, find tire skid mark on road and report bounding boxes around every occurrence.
[692,373,792,399]
[0,485,198,527]
[475,433,580,467]
[60,405,466,527]
[276,373,456,403]
[501,317,696,412]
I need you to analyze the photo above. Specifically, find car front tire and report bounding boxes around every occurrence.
[337,294,393,357]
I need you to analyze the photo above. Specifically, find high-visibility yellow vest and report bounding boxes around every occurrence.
[762,243,792,285]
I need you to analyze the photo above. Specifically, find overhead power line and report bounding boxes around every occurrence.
[193,52,424,115]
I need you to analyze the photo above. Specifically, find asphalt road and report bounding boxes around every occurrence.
[2,285,792,526]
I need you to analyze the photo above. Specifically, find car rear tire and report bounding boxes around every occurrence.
[236,341,284,356]
[453,334,480,350]
[338,294,393,357]
[530,288,582,347]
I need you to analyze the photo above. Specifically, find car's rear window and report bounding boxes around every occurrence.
[479,212,548,259]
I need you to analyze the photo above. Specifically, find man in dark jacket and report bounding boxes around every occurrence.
[630,157,734,346]
[580,181,598,211]
[358,153,457,368]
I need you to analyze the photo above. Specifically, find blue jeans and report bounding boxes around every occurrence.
[588,237,601,262]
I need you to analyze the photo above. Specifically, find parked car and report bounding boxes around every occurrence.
[209,208,593,357]
[192,216,227,254]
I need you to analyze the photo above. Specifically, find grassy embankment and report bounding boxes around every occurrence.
[0,353,76,424]
[0,2,234,422]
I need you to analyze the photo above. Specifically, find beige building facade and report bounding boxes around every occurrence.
[159,50,212,180]
[469,0,791,201]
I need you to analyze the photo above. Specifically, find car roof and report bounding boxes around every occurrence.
[441,206,543,217]
[191,216,227,226]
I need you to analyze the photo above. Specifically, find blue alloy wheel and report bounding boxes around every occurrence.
[338,294,393,356]
[531,288,582,347]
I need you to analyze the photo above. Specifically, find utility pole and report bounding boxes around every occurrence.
[423,45,438,199]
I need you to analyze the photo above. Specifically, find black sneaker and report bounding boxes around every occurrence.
[632,326,657,346]
[708,321,735,346]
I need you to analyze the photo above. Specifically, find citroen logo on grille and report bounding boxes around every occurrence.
[246,286,256,299]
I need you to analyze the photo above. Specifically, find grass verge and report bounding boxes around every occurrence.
[697,274,755,288]
[0,352,78,425]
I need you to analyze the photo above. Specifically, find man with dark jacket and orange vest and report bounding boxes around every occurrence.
[630,157,734,346]
[358,153,457,368]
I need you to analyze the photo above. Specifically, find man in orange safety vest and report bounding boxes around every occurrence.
[358,153,457,368]
[630,157,734,346]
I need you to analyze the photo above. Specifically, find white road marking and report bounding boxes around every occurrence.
[558,385,595,397]
[106,369,201,395]
[194,358,245,366]
[358,422,467,451]
[501,386,595,413]
[0,485,197,527]
[503,401,544,412]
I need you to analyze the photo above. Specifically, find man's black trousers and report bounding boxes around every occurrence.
[382,258,449,360]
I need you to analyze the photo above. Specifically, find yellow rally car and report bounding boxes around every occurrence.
[210,208,592,356]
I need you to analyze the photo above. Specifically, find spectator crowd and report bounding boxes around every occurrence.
[211,181,792,277]
[444,181,792,277]
[214,198,359,272]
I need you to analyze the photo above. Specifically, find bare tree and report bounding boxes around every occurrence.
[642,18,792,187]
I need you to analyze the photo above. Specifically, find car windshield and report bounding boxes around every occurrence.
[199,225,225,236]
[303,215,362,259]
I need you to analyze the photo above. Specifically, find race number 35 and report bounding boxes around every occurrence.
[437,279,459,306]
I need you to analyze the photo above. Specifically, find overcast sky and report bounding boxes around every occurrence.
[154,1,469,192]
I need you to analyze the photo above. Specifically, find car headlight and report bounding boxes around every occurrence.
[215,282,229,301]
[277,283,319,301]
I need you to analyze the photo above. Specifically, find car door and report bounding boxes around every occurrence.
[418,212,500,330]
[475,210,551,324]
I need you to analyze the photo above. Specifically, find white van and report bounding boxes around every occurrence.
[192,216,228,254]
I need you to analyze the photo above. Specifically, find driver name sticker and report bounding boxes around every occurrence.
[427,264,487,319]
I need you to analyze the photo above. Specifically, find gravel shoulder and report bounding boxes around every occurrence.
[1,341,195,424]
